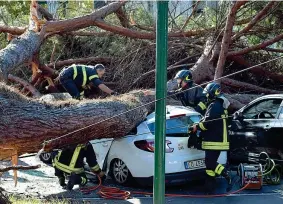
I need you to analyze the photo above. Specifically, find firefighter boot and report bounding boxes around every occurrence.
[66,174,76,191]
[58,177,66,189]
[204,175,216,194]
[221,170,232,192]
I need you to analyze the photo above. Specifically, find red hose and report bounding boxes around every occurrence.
[80,176,250,200]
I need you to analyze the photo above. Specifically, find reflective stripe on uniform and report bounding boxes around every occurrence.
[215,164,225,175]
[223,118,227,143]
[202,141,229,150]
[221,109,228,143]
[89,75,99,80]
[69,145,82,168]
[199,122,207,131]
[82,65,87,87]
[198,102,206,110]
[54,160,84,174]
[53,144,85,174]
[206,170,216,177]
[81,177,87,185]
[91,164,100,172]
[73,65,78,80]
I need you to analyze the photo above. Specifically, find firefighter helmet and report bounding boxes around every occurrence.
[94,64,105,70]
[174,70,192,83]
[174,70,193,88]
[203,82,222,99]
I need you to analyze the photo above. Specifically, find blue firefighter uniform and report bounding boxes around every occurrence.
[191,82,232,192]
[53,142,103,190]
[168,84,208,115]
[59,64,103,99]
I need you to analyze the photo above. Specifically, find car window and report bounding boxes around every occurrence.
[279,108,283,119]
[148,115,201,136]
[242,99,282,119]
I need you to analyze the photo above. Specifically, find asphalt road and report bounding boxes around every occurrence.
[1,157,283,204]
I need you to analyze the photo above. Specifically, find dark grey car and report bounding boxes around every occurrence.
[230,94,283,164]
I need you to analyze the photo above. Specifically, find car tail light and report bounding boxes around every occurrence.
[169,114,186,119]
[134,140,174,153]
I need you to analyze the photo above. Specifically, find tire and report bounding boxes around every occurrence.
[39,152,52,164]
[110,159,134,185]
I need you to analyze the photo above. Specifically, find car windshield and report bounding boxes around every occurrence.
[147,115,201,137]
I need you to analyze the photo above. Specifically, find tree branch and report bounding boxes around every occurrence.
[37,5,54,21]
[263,47,283,53]
[0,26,26,35]
[69,30,113,37]
[8,74,42,98]
[93,20,211,39]
[47,57,114,69]
[214,1,248,81]
[227,55,283,84]
[181,0,201,31]
[0,165,40,173]
[228,33,283,57]
[222,78,280,94]
[115,7,130,28]
[232,1,277,41]
[44,2,126,33]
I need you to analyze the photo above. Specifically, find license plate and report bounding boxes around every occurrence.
[184,159,205,169]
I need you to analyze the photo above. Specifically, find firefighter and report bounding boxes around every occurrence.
[144,70,208,115]
[58,64,118,99]
[52,142,106,190]
[189,82,232,192]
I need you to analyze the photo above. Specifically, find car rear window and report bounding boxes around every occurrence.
[147,115,201,136]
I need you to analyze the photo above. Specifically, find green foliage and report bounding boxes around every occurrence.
[0,1,29,26]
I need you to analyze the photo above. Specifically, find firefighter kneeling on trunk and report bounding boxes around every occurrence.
[58,64,118,100]
[52,142,106,190]
[189,82,232,193]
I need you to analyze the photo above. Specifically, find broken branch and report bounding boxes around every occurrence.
[0,165,41,173]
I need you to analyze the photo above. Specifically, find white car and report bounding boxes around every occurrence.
[91,105,227,186]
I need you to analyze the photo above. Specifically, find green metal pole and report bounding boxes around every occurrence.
[154,1,168,204]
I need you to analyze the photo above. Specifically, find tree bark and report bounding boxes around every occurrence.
[214,1,247,81]
[190,40,216,83]
[0,85,154,160]
[0,30,42,80]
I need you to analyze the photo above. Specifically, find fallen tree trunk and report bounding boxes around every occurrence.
[0,30,42,80]
[0,84,154,160]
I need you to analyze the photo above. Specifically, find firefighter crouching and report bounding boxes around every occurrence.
[57,64,118,100]
[189,82,232,192]
[52,142,106,190]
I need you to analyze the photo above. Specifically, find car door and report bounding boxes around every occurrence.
[231,98,282,152]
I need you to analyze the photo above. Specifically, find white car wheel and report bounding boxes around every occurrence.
[39,152,52,164]
[111,159,133,185]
